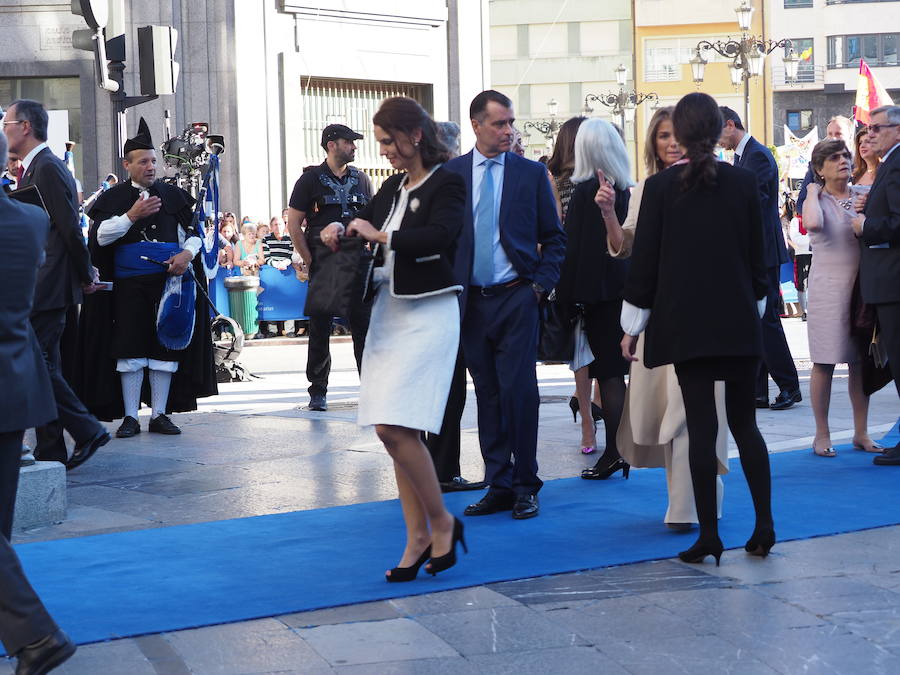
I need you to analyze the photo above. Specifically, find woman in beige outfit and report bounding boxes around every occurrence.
[802,138,880,457]
[604,107,728,530]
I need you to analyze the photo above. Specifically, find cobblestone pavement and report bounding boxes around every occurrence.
[11,317,900,674]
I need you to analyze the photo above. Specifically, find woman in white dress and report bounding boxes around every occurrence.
[332,97,468,581]
[602,106,729,530]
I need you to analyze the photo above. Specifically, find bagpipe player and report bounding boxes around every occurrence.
[75,118,217,437]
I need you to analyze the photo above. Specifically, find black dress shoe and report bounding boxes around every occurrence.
[755,396,770,409]
[770,389,802,411]
[66,429,111,471]
[512,493,539,520]
[308,393,327,411]
[15,629,76,675]
[149,414,181,435]
[464,490,514,516]
[874,445,900,466]
[440,477,488,493]
[115,416,141,438]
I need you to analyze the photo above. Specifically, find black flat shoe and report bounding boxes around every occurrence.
[386,546,431,583]
[755,396,770,409]
[426,518,467,576]
[464,490,514,516]
[440,477,487,493]
[770,389,802,411]
[149,413,181,435]
[512,493,539,520]
[581,456,630,480]
[115,416,141,438]
[66,429,110,471]
[745,525,776,557]
[308,393,327,411]
[678,536,724,566]
[14,629,76,675]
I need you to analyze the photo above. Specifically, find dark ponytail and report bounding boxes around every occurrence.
[672,93,722,192]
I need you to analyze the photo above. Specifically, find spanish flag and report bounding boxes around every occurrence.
[854,59,894,125]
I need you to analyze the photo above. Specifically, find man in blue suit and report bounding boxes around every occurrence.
[720,107,801,410]
[444,90,565,520]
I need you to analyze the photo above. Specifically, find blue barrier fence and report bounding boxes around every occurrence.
[208,266,309,320]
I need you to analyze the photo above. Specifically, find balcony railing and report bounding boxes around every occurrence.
[772,65,825,86]
[784,0,813,7]
[825,0,899,5]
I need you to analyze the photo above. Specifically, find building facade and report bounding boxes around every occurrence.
[634,0,773,179]
[770,0,900,145]
[0,0,489,220]
[489,0,635,163]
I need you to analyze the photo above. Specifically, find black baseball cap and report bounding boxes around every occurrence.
[321,124,364,149]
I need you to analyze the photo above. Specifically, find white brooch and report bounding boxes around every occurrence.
[410,197,420,213]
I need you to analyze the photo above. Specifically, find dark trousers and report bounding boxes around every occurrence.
[875,301,900,399]
[462,284,542,497]
[306,300,370,396]
[425,346,469,482]
[0,430,59,655]
[675,358,773,541]
[757,265,799,397]
[30,307,102,462]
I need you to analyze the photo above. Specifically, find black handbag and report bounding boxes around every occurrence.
[538,292,577,362]
[303,237,366,317]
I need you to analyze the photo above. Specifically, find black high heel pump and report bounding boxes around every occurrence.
[678,536,724,566]
[386,546,431,583]
[568,397,603,423]
[581,456,630,480]
[744,526,776,557]
[426,518,467,576]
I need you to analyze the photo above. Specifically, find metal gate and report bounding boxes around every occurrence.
[298,77,430,189]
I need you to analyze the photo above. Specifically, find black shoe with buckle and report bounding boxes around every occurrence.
[66,429,111,471]
[149,414,181,435]
[14,629,76,675]
[440,477,487,493]
[512,493,540,520]
[770,389,802,411]
[115,416,141,438]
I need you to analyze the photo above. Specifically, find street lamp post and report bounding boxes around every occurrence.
[583,64,658,132]
[523,98,562,148]
[690,1,798,133]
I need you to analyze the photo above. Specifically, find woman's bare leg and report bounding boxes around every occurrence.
[848,362,879,451]
[810,363,835,453]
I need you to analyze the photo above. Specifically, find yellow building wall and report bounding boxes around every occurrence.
[634,15,774,180]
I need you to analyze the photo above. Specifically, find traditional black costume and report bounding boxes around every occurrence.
[74,120,216,425]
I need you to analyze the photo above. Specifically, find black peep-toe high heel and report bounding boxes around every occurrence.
[426,518,467,576]
[386,546,431,583]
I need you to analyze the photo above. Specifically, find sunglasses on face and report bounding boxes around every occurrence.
[867,123,899,134]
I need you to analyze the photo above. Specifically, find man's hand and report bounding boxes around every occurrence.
[852,192,868,213]
[320,222,345,252]
[165,249,194,276]
[81,266,102,294]
[621,333,639,362]
[126,195,162,222]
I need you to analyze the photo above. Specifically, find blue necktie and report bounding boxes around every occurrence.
[473,159,495,286]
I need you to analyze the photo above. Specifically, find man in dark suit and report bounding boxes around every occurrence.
[719,107,801,410]
[444,90,565,520]
[4,100,109,468]
[0,129,76,674]
[852,105,900,466]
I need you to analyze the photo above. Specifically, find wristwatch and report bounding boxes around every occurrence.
[531,282,546,296]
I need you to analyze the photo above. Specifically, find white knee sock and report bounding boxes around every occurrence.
[120,370,144,419]
[149,370,172,419]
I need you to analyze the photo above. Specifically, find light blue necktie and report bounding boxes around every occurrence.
[473,159,495,286]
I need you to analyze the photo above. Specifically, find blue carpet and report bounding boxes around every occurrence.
[12,419,900,649]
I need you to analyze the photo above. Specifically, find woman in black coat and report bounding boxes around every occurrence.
[338,97,467,581]
[556,118,632,478]
[621,92,774,566]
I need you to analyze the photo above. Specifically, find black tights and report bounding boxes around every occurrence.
[675,360,773,542]
[597,376,626,462]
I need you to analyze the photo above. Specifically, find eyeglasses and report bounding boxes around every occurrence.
[1,120,24,127]
[867,123,899,134]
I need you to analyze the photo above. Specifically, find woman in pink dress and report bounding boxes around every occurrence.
[802,139,881,457]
